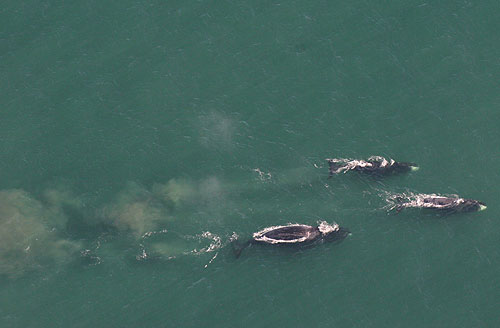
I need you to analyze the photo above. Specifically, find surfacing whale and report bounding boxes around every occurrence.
[388,193,487,214]
[326,156,418,177]
[231,221,350,258]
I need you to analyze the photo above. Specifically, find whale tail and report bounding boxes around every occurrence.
[231,239,251,258]
[326,159,345,177]
[390,196,407,214]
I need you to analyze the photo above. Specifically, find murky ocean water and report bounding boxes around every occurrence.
[1,1,499,327]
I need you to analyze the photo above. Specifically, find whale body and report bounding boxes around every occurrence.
[327,156,418,176]
[231,221,350,258]
[390,194,486,213]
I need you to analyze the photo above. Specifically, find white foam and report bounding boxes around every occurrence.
[253,168,272,181]
[326,158,374,174]
[253,224,312,244]
[327,156,396,174]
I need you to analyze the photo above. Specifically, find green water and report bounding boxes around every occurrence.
[1,1,500,327]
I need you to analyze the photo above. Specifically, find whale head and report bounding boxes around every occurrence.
[392,162,419,173]
[460,199,486,212]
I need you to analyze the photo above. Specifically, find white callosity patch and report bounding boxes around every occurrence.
[0,189,82,278]
[317,221,339,234]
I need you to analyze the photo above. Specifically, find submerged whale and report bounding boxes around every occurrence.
[390,194,487,213]
[326,156,418,177]
[231,221,350,258]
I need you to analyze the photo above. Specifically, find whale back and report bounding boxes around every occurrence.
[423,196,457,207]
[253,224,320,244]
[327,156,417,176]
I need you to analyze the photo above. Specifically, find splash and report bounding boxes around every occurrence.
[229,232,239,242]
[190,231,222,255]
[253,168,272,181]
[317,221,340,234]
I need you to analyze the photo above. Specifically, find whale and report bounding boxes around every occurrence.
[390,194,486,213]
[326,156,418,177]
[231,221,350,258]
